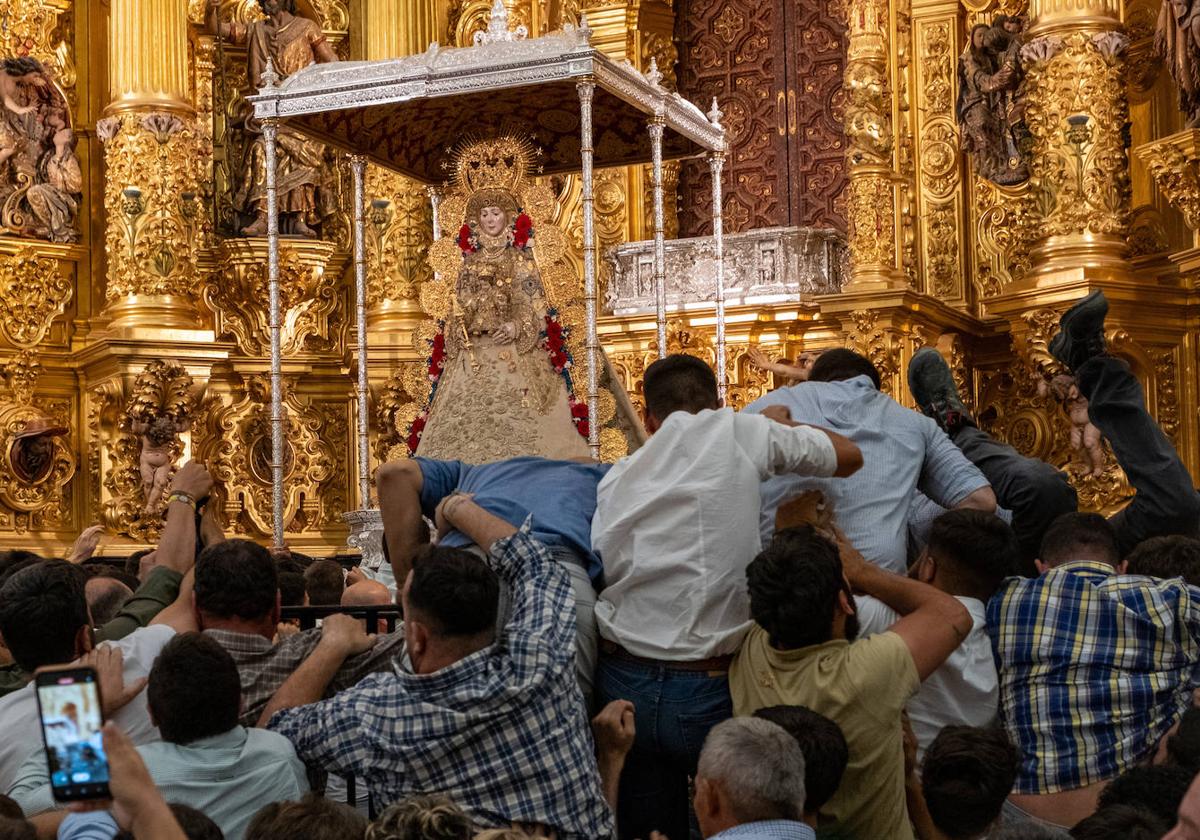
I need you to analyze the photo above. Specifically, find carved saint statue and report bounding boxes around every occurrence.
[957,18,1030,185]
[414,188,592,463]
[207,0,338,237]
[0,57,82,242]
[8,417,67,484]
[1155,0,1200,127]
[132,415,189,512]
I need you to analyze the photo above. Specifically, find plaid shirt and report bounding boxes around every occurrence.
[268,529,613,839]
[204,626,406,727]
[988,561,1200,793]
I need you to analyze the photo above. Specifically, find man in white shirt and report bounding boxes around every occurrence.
[592,353,862,840]
[0,463,209,791]
[856,508,1019,761]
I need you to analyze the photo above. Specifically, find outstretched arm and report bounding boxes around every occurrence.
[376,460,430,585]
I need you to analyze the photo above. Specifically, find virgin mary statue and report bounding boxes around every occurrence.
[411,136,640,463]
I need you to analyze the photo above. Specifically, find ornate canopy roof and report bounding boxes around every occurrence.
[248,14,725,185]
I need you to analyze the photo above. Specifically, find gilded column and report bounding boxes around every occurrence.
[99,0,205,332]
[361,0,435,353]
[843,0,906,287]
[1022,0,1132,281]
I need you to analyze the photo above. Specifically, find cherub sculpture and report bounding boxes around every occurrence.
[1040,374,1106,477]
[132,415,190,512]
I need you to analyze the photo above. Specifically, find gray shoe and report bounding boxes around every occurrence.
[1048,291,1108,373]
[908,348,970,431]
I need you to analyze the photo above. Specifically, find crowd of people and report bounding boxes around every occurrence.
[2,289,1200,840]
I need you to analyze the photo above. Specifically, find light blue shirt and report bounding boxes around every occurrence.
[746,376,988,573]
[710,819,817,840]
[16,726,308,840]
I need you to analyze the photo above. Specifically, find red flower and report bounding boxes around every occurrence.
[570,400,589,420]
[406,414,428,454]
[513,213,534,250]
[457,224,476,253]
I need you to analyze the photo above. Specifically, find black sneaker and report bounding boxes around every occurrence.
[908,347,971,431]
[1048,290,1108,373]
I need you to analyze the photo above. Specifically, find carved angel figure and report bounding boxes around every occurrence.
[413,189,591,463]
[1155,0,1200,127]
[0,57,81,243]
[1041,374,1106,477]
[133,415,189,512]
[957,21,1030,185]
[207,0,338,237]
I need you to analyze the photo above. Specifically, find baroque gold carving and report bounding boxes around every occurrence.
[846,309,901,394]
[917,19,963,300]
[1022,31,1131,240]
[0,247,72,348]
[974,178,1036,297]
[205,239,344,356]
[196,375,343,537]
[0,353,75,515]
[102,360,196,540]
[1,0,76,94]
[844,0,893,166]
[98,112,205,299]
[844,169,897,271]
[1135,129,1200,231]
[365,167,431,305]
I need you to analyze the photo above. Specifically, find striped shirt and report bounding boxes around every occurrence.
[988,561,1200,793]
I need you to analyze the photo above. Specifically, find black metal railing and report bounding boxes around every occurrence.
[278,604,402,633]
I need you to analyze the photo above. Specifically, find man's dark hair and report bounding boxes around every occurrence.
[0,561,88,671]
[84,563,140,592]
[408,546,499,638]
[927,510,1021,601]
[116,804,225,840]
[0,550,42,589]
[1167,708,1200,774]
[123,549,154,580]
[85,575,133,626]
[246,793,367,840]
[747,526,843,650]
[0,797,22,821]
[921,726,1020,839]
[0,816,35,840]
[304,559,346,606]
[807,349,882,390]
[278,571,307,608]
[643,354,719,421]
[367,794,472,840]
[147,633,241,745]
[752,705,848,813]
[1039,512,1120,568]
[194,539,278,621]
[1126,535,1200,586]
[1069,805,1169,840]
[1097,765,1194,824]
[988,826,1068,840]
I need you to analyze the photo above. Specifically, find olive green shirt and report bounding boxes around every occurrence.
[0,565,182,698]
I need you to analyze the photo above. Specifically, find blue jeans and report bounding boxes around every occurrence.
[596,656,733,840]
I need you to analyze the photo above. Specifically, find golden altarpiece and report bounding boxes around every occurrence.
[1,0,1198,554]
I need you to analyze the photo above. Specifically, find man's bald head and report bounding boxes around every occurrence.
[341,579,392,607]
[85,576,134,625]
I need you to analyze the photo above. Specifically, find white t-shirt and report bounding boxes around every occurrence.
[593,408,838,660]
[0,624,175,793]
[856,594,997,762]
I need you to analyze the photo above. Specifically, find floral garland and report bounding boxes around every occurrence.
[541,308,589,440]
[405,326,446,454]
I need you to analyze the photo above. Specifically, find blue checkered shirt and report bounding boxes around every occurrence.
[709,821,816,840]
[268,529,613,838]
[989,561,1200,793]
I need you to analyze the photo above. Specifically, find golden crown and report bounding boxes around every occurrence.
[450,135,538,196]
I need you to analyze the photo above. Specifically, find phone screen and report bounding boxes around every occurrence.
[34,668,111,801]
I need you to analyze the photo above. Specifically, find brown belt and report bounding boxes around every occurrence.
[600,639,733,673]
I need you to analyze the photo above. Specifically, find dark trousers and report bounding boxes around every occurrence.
[951,425,1077,573]
[596,656,733,840]
[1077,356,1200,555]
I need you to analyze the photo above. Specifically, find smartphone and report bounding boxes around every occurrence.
[34,666,111,801]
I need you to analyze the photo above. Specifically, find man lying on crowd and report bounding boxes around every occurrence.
[910,290,1200,566]
[261,495,612,838]
[376,450,609,702]
[745,349,996,574]
[692,717,813,840]
[991,513,1200,832]
[591,353,861,840]
[193,539,405,728]
[0,470,216,701]
[0,462,212,791]
[752,705,849,833]
[857,509,1019,760]
[11,632,308,840]
[731,525,971,840]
